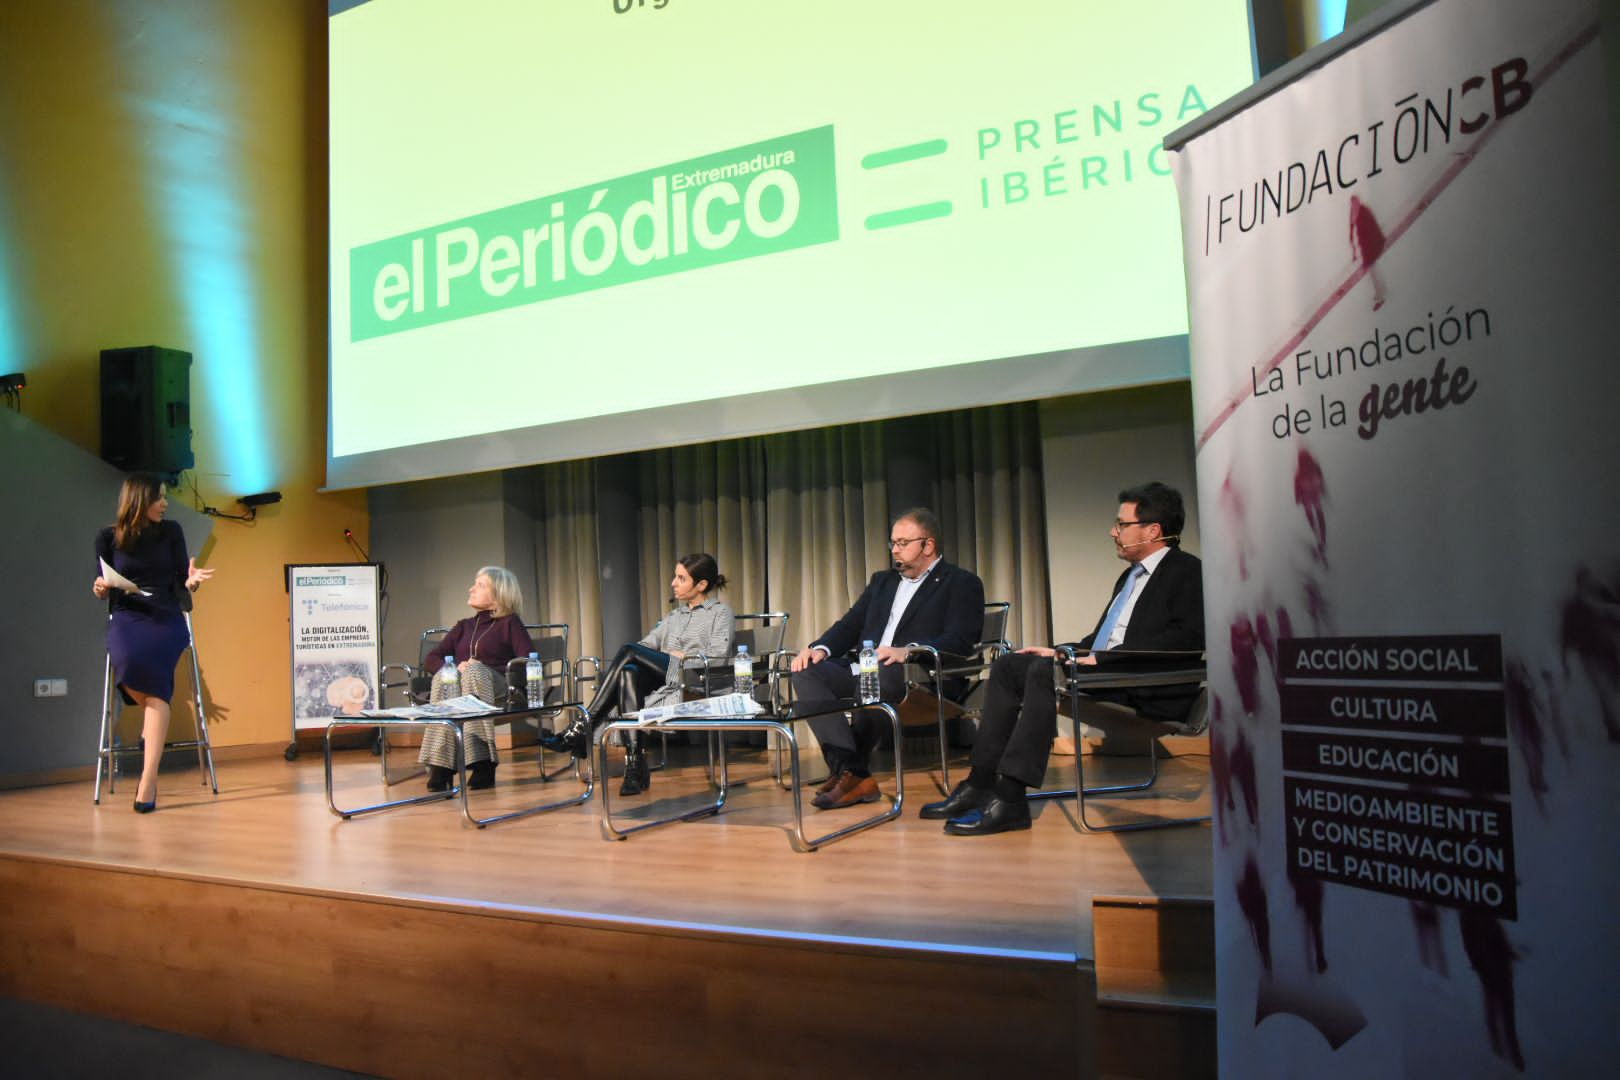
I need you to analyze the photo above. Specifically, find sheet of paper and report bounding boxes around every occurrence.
[99,557,152,596]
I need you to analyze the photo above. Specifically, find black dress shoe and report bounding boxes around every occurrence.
[943,795,1032,836]
[426,765,454,792]
[467,761,497,790]
[919,780,992,820]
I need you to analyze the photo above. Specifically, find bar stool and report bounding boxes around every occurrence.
[93,610,220,804]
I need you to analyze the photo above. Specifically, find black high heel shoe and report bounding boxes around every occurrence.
[539,718,591,758]
[133,797,157,814]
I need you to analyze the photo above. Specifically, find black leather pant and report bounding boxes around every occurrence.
[586,643,671,747]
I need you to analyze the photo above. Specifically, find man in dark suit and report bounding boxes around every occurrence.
[927,481,1204,835]
[790,508,985,809]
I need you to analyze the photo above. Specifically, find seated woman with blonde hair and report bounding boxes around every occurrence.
[418,566,532,792]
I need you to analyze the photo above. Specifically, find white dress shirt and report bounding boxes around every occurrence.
[879,556,940,647]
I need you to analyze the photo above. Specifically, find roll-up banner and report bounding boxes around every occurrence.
[288,563,382,731]
[1167,0,1619,1075]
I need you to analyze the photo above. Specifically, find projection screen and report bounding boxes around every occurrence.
[327,0,1254,489]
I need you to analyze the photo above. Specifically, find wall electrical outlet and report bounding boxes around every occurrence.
[32,678,68,698]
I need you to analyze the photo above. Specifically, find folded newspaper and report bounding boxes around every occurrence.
[630,692,764,726]
[358,694,501,719]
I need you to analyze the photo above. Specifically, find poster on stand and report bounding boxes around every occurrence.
[1167,0,1619,1075]
[289,563,381,731]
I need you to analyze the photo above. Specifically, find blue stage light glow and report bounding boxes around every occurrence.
[405,893,1076,964]
[1317,0,1349,40]
[0,171,24,375]
[117,7,276,494]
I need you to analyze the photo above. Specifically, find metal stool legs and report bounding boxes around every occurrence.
[93,611,220,804]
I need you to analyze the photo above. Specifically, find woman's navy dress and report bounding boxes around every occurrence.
[96,521,191,703]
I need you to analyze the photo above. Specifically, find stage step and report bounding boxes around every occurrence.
[1092,894,1216,1080]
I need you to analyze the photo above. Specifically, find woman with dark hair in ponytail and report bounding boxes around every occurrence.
[91,474,214,813]
[542,553,733,796]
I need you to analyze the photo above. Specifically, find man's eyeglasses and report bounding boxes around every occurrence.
[1112,519,1146,531]
[888,536,928,550]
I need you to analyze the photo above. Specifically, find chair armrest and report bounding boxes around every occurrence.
[1056,647,1207,690]
[902,643,994,682]
[381,661,434,705]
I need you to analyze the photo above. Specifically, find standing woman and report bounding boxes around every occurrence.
[92,474,214,813]
[543,553,733,796]
[417,567,533,792]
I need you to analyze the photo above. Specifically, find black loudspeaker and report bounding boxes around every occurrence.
[100,346,195,477]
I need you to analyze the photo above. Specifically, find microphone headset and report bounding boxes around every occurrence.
[1117,533,1179,550]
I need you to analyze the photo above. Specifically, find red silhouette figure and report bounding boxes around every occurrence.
[1231,614,1262,716]
[1218,469,1251,581]
[1303,576,1332,633]
[1228,725,1259,831]
[1255,610,1287,694]
[1287,865,1328,974]
[1209,699,1233,846]
[1236,854,1273,973]
[1503,659,1551,808]
[1559,565,1620,741]
[1460,909,1526,1072]
[1275,605,1296,650]
[1349,194,1388,311]
[1293,448,1329,563]
[1409,900,1447,976]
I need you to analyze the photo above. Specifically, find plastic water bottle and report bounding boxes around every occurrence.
[732,644,754,699]
[858,640,880,704]
[525,651,544,708]
[437,654,460,698]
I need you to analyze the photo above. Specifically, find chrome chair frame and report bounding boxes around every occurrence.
[376,623,575,786]
[595,701,903,852]
[93,610,219,804]
[689,611,792,784]
[326,702,593,828]
[897,600,1013,794]
[1027,647,1210,832]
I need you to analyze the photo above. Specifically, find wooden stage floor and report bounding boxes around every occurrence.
[0,744,1212,961]
[0,743,1215,1077]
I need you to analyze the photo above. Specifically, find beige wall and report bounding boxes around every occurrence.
[1038,383,1201,644]
[0,1,364,749]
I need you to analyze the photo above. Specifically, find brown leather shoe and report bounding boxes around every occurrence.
[815,770,846,797]
[815,772,881,810]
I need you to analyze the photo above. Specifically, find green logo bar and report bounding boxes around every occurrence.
[350,126,839,341]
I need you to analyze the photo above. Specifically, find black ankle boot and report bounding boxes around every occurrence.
[426,765,454,792]
[619,746,649,796]
[540,718,591,757]
[467,760,497,790]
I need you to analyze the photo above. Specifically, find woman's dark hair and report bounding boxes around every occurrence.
[678,552,726,594]
[1118,481,1186,546]
[113,473,165,550]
